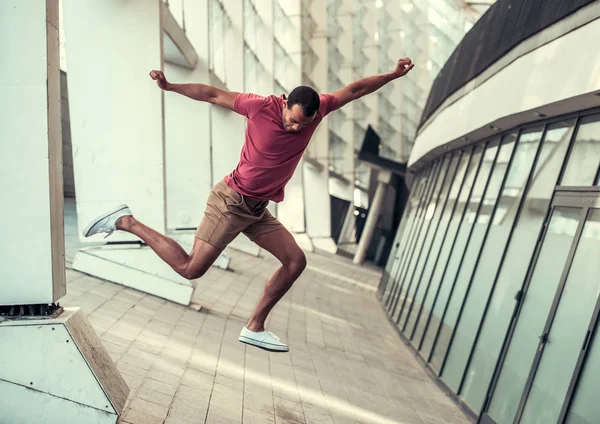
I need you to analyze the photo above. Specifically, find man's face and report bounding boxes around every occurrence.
[281,101,316,132]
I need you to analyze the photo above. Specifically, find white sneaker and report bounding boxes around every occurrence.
[239,327,289,352]
[82,204,132,238]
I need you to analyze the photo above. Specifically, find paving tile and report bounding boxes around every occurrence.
[122,408,165,424]
[129,398,169,419]
[136,386,174,408]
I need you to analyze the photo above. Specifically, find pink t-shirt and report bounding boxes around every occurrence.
[224,93,340,202]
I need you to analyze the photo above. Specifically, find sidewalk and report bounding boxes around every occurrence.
[61,199,471,424]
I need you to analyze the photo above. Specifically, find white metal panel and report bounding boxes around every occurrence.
[0,324,113,414]
[0,380,117,424]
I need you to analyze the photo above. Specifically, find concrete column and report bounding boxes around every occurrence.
[0,0,65,305]
[64,0,197,304]
[0,2,128,421]
[165,0,212,232]
[302,0,336,253]
[353,170,391,264]
[276,0,308,240]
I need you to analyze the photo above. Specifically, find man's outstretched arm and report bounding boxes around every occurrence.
[331,58,414,109]
[150,70,240,112]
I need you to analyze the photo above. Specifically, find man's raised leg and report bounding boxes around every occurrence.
[116,216,222,280]
[82,206,222,280]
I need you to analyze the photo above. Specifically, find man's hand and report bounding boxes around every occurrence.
[392,58,414,78]
[150,70,171,90]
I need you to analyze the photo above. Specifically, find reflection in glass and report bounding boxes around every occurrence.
[404,154,461,339]
[412,151,471,347]
[386,169,433,311]
[561,113,600,186]
[487,207,581,424]
[381,173,424,305]
[521,209,600,423]
[565,216,600,424]
[429,143,497,371]
[391,161,444,322]
[394,157,451,328]
[420,146,484,361]
[459,124,573,412]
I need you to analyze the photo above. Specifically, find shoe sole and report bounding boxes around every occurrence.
[239,337,289,353]
[82,204,130,237]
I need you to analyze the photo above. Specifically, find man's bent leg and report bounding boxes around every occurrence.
[116,216,222,280]
[246,227,307,332]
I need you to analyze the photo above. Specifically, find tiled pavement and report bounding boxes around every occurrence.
[62,200,471,424]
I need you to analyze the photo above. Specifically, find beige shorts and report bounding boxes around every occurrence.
[195,180,284,250]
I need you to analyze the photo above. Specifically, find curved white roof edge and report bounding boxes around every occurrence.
[409,7,600,169]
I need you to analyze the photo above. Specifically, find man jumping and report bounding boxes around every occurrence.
[83,58,414,352]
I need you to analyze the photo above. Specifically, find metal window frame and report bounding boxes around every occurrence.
[397,155,454,332]
[384,169,433,309]
[390,161,445,322]
[419,146,486,363]
[477,117,580,419]
[386,164,440,312]
[428,142,500,371]
[436,137,504,377]
[513,198,598,423]
[413,150,474,351]
[404,152,464,344]
[378,173,424,299]
[558,206,600,423]
[393,157,453,327]
[454,124,548,403]
[415,148,476,352]
[478,116,591,422]
[403,153,463,340]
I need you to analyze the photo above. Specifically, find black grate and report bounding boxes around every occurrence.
[419,0,598,128]
[0,303,62,320]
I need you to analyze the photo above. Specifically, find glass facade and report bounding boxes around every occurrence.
[378,109,600,421]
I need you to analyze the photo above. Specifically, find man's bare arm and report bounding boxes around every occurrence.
[150,70,239,111]
[331,58,414,108]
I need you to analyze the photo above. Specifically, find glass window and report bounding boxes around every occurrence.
[420,146,484,361]
[380,173,424,302]
[429,143,498,371]
[439,130,524,393]
[384,170,431,310]
[394,157,451,328]
[404,153,462,340]
[438,137,515,387]
[412,151,471,348]
[566,215,600,422]
[521,208,600,423]
[390,162,443,321]
[486,207,581,424]
[459,124,573,412]
[561,113,600,186]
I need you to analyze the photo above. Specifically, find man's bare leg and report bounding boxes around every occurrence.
[245,228,307,332]
[116,216,222,280]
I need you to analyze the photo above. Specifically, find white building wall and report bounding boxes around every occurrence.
[63,0,167,240]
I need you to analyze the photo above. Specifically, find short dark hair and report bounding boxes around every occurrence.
[287,86,320,117]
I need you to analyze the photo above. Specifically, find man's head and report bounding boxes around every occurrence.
[281,86,320,132]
